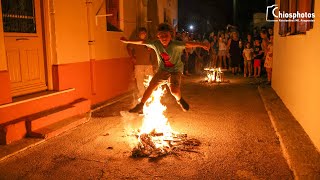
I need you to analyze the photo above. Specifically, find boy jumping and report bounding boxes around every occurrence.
[120,23,210,114]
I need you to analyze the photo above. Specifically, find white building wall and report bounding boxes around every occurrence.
[273,0,320,150]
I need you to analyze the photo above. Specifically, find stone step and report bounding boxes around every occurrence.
[26,98,90,132]
[0,88,76,125]
[28,113,90,139]
[0,98,91,145]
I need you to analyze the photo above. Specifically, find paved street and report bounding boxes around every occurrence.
[0,74,293,179]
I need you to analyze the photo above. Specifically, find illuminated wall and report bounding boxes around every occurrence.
[51,0,140,63]
[0,0,178,105]
[273,0,320,150]
[157,0,178,26]
[94,0,134,60]
[49,0,136,104]
[0,3,7,71]
[52,0,90,64]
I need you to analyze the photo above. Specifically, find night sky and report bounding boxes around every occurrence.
[178,0,275,35]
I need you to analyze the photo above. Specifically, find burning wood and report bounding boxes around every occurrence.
[131,132,201,158]
[126,75,201,159]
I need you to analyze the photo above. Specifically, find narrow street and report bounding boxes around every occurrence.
[0,74,293,179]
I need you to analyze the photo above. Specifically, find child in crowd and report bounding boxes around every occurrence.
[120,23,210,114]
[264,36,273,84]
[242,42,254,77]
[253,39,264,77]
[218,33,228,69]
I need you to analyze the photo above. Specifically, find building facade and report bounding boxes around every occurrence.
[0,0,178,144]
[273,0,320,150]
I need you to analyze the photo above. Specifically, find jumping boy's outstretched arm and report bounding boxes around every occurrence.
[185,41,210,51]
[120,37,146,45]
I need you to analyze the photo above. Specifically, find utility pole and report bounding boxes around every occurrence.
[233,0,237,25]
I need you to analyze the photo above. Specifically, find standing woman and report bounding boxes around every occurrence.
[228,32,242,75]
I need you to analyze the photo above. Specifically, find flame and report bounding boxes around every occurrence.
[137,76,175,148]
[204,67,222,83]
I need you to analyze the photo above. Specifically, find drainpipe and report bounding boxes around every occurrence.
[48,0,59,90]
[86,0,96,95]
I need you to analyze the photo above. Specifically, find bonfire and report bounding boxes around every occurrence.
[204,67,224,83]
[130,76,201,158]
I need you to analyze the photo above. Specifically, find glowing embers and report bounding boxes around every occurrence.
[131,76,200,158]
[204,68,224,83]
[132,131,201,158]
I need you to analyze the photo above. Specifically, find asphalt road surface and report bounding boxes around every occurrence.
[0,74,293,179]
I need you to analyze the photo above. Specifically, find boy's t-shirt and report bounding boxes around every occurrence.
[144,40,186,73]
[254,45,263,60]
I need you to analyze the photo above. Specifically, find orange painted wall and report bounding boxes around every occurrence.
[52,62,92,99]
[52,58,134,106]
[0,71,12,105]
[53,0,89,64]
[92,58,134,105]
[0,2,7,71]
[0,90,77,124]
[50,0,135,103]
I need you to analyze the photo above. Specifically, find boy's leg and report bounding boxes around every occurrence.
[168,72,189,112]
[129,71,168,113]
[141,70,169,103]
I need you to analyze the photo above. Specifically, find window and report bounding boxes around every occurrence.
[279,0,315,36]
[1,0,36,33]
[106,0,121,31]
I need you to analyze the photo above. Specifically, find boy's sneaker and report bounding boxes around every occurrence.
[129,103,144,114]
[177,97,189,112]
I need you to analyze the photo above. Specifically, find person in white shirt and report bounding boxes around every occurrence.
[218,33,228,69]
[242,42,254,77]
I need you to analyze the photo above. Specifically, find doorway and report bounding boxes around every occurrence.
[2,0,47,97]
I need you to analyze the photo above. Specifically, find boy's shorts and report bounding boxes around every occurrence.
[149,70,182,89]
[254,59,261,68]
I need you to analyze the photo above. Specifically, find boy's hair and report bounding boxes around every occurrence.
[157,23,173,33]
[138,27,147,33]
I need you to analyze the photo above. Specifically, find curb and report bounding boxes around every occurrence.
[258,86,320,179]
